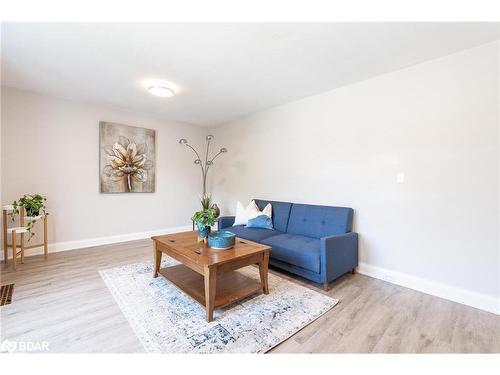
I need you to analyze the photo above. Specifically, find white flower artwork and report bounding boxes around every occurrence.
[99,122,156,193]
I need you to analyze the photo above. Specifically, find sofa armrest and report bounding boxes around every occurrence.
[320,232,359,282]
[217,215,235,230]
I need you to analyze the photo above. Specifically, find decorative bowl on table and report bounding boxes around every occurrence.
[208,230,236,250]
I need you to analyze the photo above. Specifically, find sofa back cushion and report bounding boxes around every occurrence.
[254,199,293,233]
[286,203,353,238]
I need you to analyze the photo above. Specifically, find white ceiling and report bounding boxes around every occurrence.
[2,23,498,127]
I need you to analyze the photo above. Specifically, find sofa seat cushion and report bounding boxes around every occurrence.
[261,234,320,274]
[228,225,282,243]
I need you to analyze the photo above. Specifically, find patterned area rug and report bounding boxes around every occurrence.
[100,259,338,353]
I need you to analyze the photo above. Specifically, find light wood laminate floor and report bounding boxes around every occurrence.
[1,239,499,353]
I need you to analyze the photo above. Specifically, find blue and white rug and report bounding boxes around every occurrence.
[100,259,338,353]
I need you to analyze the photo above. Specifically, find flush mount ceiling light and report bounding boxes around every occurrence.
[147,83,175,98]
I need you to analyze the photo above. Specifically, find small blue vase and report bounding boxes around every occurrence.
[197,226,211,239]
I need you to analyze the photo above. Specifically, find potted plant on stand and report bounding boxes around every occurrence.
[192,208,217,243]
[10,193,48,241]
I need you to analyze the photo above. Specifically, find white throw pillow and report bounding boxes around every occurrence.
[262,203,272,218]
[233,200,273,226]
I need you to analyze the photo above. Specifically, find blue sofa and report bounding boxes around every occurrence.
[217,199,358,290]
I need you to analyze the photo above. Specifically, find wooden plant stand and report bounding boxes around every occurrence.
[2,205,48,271]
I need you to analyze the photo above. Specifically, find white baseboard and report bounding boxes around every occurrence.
[0,225,192,260]
[357,262,499,316]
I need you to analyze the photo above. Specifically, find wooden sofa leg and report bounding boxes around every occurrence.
[323,282,329,291]
[351,268,356,275]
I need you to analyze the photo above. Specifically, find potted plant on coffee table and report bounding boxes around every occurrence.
[192,208,216,243]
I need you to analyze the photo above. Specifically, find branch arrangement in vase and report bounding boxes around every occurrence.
[178,134,227,216]
[9,194,48,241]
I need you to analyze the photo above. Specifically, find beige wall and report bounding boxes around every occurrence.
[210,42,499,305]
[1,87,205,248]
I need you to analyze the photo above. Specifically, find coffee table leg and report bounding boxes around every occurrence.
[259,251,270,294]
[204,266,217,322]
[153,241,161,278]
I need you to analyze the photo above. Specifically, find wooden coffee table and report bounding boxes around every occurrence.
[152,231,271,322]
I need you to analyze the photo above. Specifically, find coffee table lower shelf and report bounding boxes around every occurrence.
[159,264,263,310]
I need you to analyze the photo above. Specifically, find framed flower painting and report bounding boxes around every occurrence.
[99,121,156,193]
